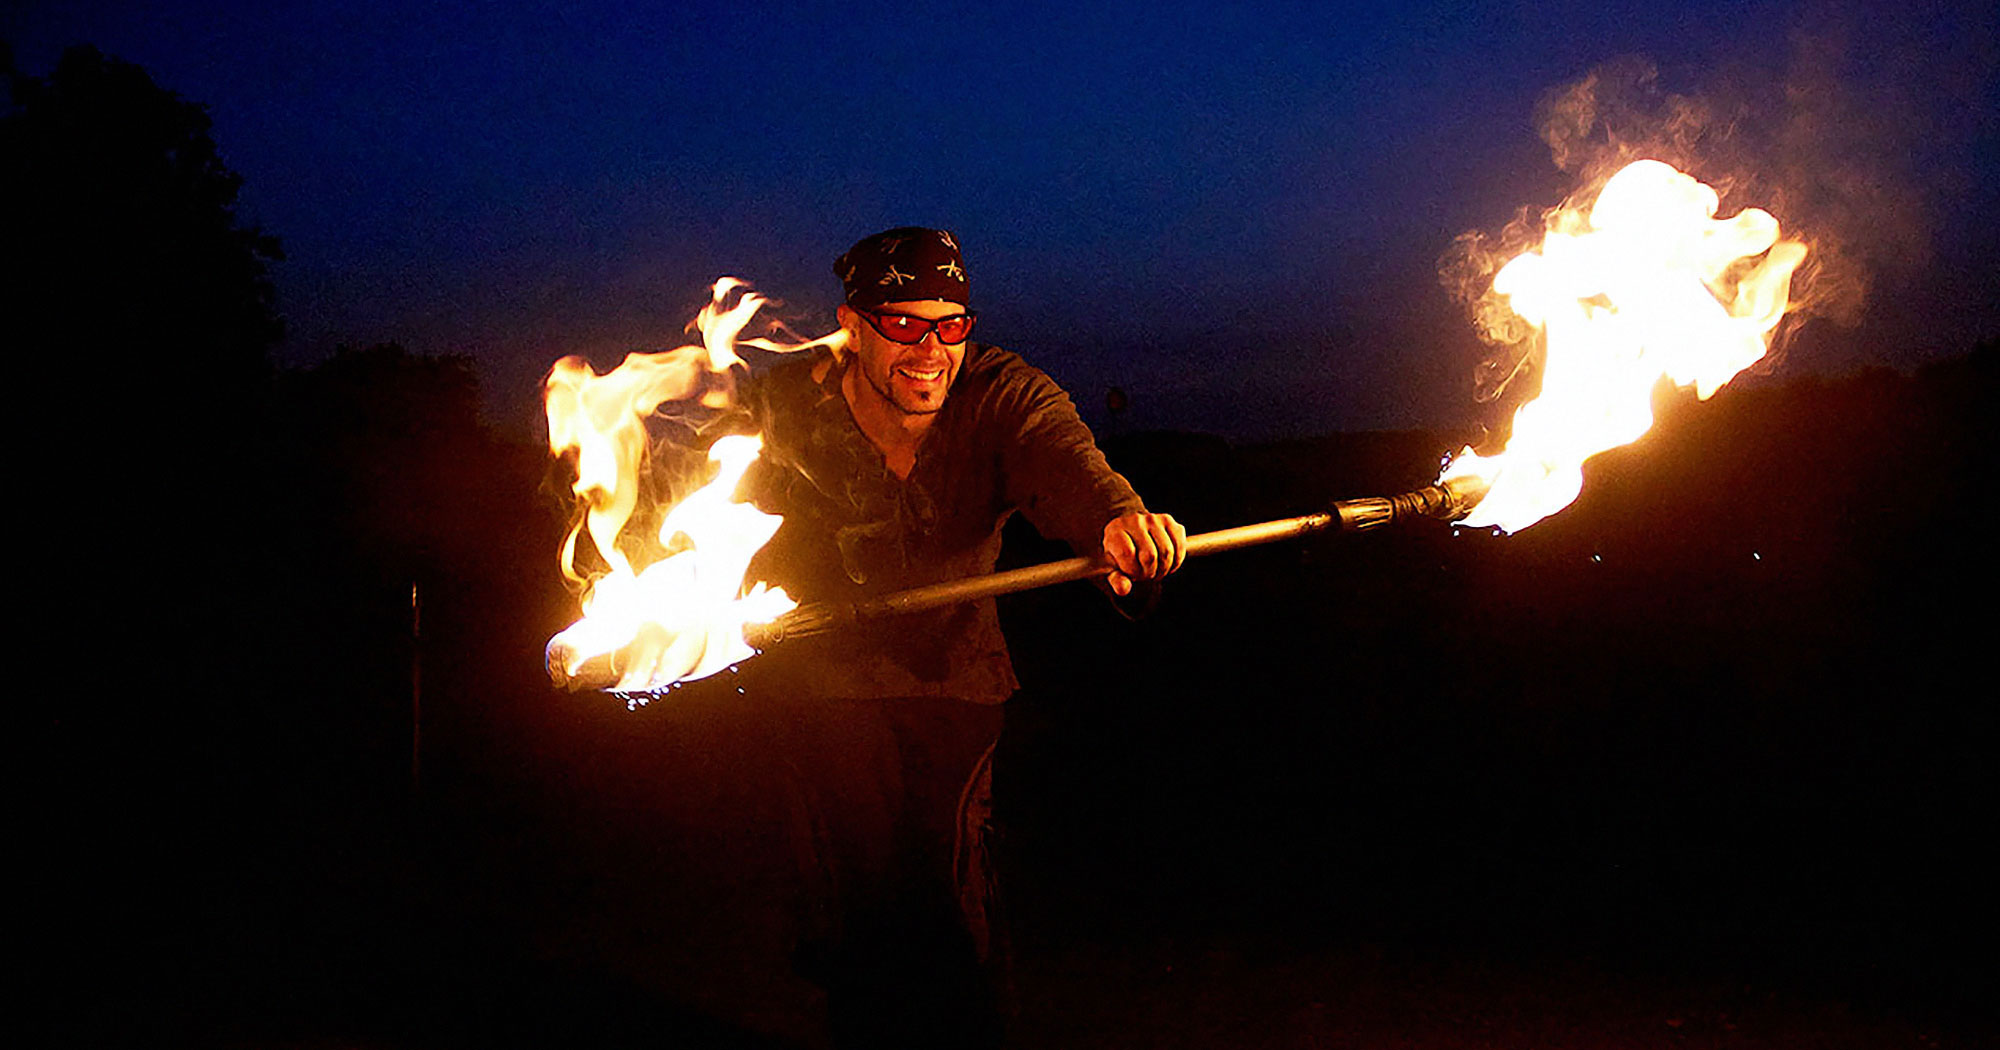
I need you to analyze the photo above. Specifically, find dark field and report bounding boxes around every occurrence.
[44,347,1994,1048]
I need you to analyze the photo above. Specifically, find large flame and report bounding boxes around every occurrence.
[545,434,793,690]
[543,279,841,692]
[1441,159,1808,532]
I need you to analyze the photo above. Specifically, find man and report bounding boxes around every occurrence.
[733,226,1184,1047]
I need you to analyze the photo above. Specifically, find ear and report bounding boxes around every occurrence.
[831,304,859,360]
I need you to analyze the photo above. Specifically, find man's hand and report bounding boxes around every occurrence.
[1102,512,1188,597]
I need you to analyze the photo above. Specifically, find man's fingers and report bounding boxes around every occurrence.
[1134,524,1159,576]
[1107,570,1133,596]
[1105,523,1139,575]
[1142,517,1177,577]
[1105,513,1189,582]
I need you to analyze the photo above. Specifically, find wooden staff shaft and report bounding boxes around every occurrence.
[744,476,1487,648]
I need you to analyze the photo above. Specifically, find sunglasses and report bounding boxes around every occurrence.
[856,307,978,346]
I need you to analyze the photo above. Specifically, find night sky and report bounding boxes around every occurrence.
[7,0,1995,439]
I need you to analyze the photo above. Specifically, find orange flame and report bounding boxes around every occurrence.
[543,279,842,692]
[1441,159,1808,532]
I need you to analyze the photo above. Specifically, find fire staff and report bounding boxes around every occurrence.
[726,226,1185,1047]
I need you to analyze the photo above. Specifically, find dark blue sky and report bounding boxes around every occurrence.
[8,1,1995,439]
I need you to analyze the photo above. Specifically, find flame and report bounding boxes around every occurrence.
[1440,159,1807,533]
[543,279,841,692]
[546,434,793,690]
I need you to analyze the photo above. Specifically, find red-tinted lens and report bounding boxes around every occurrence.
[868,312,928,343]
[931,314,974,344]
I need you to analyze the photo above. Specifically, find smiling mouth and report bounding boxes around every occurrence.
[895,366,946,383]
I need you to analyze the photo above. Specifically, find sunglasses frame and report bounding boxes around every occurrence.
[854,307,979,346]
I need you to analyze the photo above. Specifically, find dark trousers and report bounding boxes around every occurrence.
[770,694,1006,1049]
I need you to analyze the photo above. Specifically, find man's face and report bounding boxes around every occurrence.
[839,299,969,416]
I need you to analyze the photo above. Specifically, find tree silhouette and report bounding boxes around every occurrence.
[8,46,298,1045]
[3,44,282,399]
[5,45,289,588]
[272,340,506,579]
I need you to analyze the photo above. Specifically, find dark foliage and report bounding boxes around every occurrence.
[3,44,281,393]
[5,44,285,668]
[12,45,293,1044]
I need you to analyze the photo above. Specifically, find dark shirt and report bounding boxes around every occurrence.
[738,343,1145,703]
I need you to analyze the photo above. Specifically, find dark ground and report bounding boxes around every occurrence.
[43,345,1996,1048]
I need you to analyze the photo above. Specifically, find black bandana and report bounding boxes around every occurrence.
[834,226,969,307]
